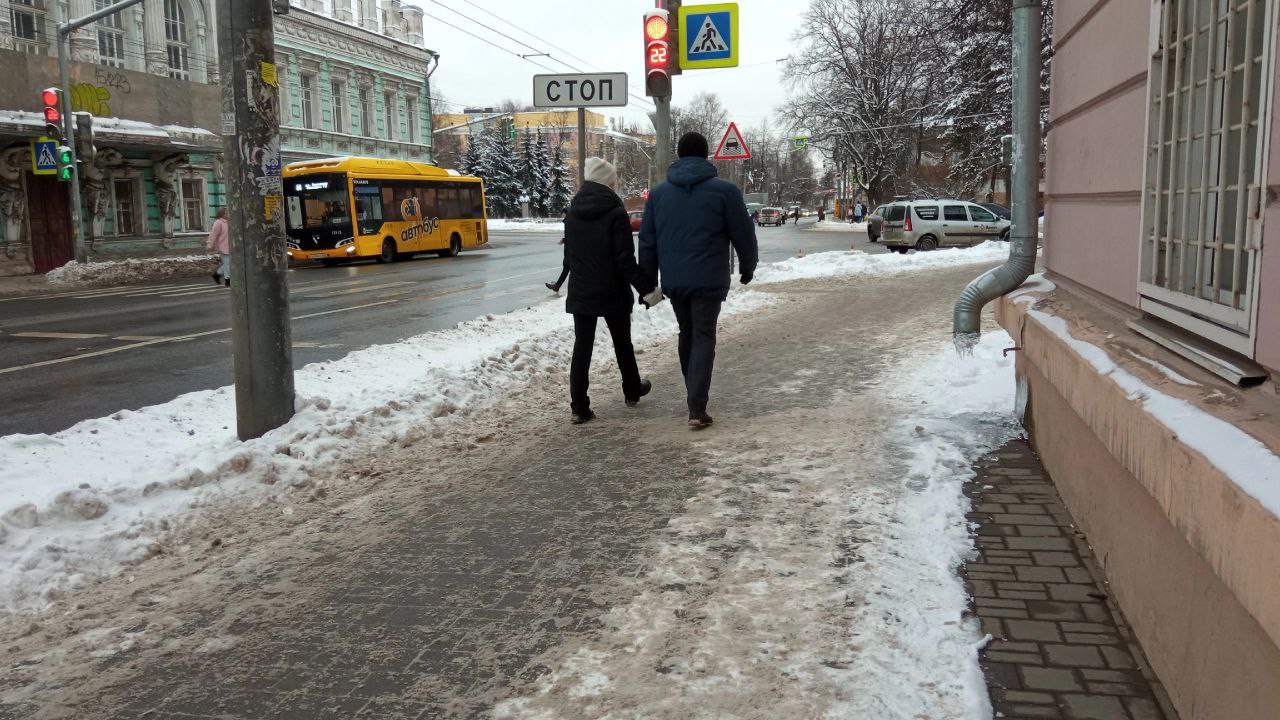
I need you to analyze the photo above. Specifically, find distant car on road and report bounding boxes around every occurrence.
[878,199,1011,253]
[628,210,643,233]
[757,207,784,226]
[977,203,1011,220]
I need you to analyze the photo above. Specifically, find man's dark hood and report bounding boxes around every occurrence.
[666,156,718,188]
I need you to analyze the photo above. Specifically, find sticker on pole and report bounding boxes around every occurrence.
[679,3,738,70]
[32,138,57,175]
[713,121,751,160]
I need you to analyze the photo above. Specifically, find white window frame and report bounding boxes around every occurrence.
[406,96,418,143]
[1137,0,1278,356]
[299,72,316,130]
[163,0,190,80]
[94,0,126,67]
[359,86,373,137]
[11,0,48,54]
[111,176,141,237]
[331,79,347,134]
[383,91,396,141]
[179,177,206,232]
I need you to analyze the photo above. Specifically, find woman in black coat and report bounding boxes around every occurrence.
[564,158,657,424]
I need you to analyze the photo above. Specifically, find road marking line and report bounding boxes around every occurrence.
[298,281,416,298]
[291,299,400,320]
[112,335,171,341]
[11,331,107,339]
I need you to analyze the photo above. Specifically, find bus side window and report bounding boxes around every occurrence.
[470,187,484,218]
[419,188,438,218]
[441,188,461,219]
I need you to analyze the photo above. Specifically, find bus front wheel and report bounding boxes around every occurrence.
[378,238,398,263]
[439,234,462,258]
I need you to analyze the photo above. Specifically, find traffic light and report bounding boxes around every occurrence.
[41,87,63,140]
[56,145,74,182]
[644,8,671,98]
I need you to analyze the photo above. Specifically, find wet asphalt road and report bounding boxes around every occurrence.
[0,219,878,436]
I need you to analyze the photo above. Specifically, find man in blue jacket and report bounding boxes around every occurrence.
[639,132,759,429]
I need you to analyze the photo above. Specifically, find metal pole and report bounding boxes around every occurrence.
[55,31,85,263]
[653,95,671,176]
[218,0,295,440]
[1010,0,1042,254]
[577,107,587,188]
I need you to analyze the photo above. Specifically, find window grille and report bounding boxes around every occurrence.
[1141,0,1275,346]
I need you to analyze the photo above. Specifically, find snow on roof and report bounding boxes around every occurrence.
[0,111,217,147]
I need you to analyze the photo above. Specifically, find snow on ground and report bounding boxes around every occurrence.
[0,242,1013,612]
[488,218,565,233]
[495,327,1016,719]
[45,255,217,287]
[809,220,870,232]
[756,241,1010,284]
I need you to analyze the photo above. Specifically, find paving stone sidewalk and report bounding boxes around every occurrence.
[965,439,1177,720]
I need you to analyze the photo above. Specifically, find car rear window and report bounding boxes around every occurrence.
[944,205,968,221]
[886,206,906,222]
[913,205,939,220]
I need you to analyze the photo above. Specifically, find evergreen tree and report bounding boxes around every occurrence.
[547,144,572,216]
[517,127,536,212]
[530,133,553,216]
[460,130,483,177]
[476,127,522,218]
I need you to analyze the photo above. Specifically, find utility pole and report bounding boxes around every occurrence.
[54,0,145,263]
[218,0,295,440]
[577,107,587,188]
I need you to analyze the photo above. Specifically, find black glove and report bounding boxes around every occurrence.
[740,272,753,285]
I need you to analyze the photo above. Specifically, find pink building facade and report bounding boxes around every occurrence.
[996,0,1280,717]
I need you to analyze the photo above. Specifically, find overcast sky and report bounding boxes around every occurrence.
[412,0,805,131]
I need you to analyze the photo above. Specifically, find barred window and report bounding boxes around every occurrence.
[1140,0,1274,350]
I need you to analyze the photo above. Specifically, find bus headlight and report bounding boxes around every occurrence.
[345,245,356,254]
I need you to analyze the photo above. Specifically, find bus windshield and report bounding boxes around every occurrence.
[285,174,350,230]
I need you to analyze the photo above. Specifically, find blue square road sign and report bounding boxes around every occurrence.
[32,138,58,175]
[679,3,739,70]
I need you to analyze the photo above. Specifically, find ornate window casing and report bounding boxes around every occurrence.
[163,0,190,80]
[1139,0,1278,355]
[331,79,347,134]
[93,0,127,67]
[179,177,205,232]
[11,0,48,55]
[111,176,140,237]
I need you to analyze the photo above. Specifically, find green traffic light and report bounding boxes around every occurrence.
[58,167,72,181]
[58,149,73,164]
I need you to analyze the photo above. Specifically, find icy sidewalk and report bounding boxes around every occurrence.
[1,259,1019,719]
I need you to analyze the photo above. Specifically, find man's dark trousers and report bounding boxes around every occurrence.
[570,313,642,413]
[669,296,722,414]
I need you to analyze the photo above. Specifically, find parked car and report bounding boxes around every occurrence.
[628,210,644,233]
[878,199,1011,253]
[978,202,1012,220]
[757,207,784,226]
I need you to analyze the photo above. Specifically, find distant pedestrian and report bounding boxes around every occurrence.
[818,207,825,222]
[207,207,230,286]
[792,207,801,224]
[752,209,760,225]
[563,158,657,425]
[639,132,759,429]
[854,200,865,223]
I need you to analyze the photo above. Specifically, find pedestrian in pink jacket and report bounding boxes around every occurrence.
[207,208,230,286]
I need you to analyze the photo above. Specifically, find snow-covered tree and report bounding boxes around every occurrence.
[468,126,522,218]
[460,131,483,177]
[547,144,572,216]
[517,129,553,216]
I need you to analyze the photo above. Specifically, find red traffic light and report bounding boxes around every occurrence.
[41,88,59,107]
[43,106,61,124]
[646,41,669,69]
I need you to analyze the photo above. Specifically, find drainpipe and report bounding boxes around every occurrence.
[954,0,1042,346]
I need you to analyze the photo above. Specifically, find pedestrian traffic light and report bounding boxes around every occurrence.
[55,145,74,182]
[41,87,63,139]
[644,8,671,98]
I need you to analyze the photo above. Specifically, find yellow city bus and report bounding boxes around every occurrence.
[283,156,488,265]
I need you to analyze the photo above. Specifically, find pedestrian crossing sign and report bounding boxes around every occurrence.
[679,3,738,70]
[32,137,57,175]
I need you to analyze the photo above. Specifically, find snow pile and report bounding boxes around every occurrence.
[809,220,870,232]
[757,241,1010,284]
[488,218,565,233]
[0,290,771,610]
[46,255,217,287]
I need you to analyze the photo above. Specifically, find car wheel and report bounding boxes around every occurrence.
[915,235,939,252]
[377,238,397,263]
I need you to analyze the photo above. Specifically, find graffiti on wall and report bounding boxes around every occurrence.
[70,70,133,116]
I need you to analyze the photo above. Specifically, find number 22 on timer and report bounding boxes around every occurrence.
[649,45,667,64]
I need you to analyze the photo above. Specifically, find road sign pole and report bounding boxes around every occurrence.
[577,107,587,188]
[218,0,295,440]
[653,95,671,177]
[54,30,85,263]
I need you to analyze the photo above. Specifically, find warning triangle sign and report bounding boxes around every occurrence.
[37,144,56,168]
[690,15,727,54]
[713,121,751,160]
